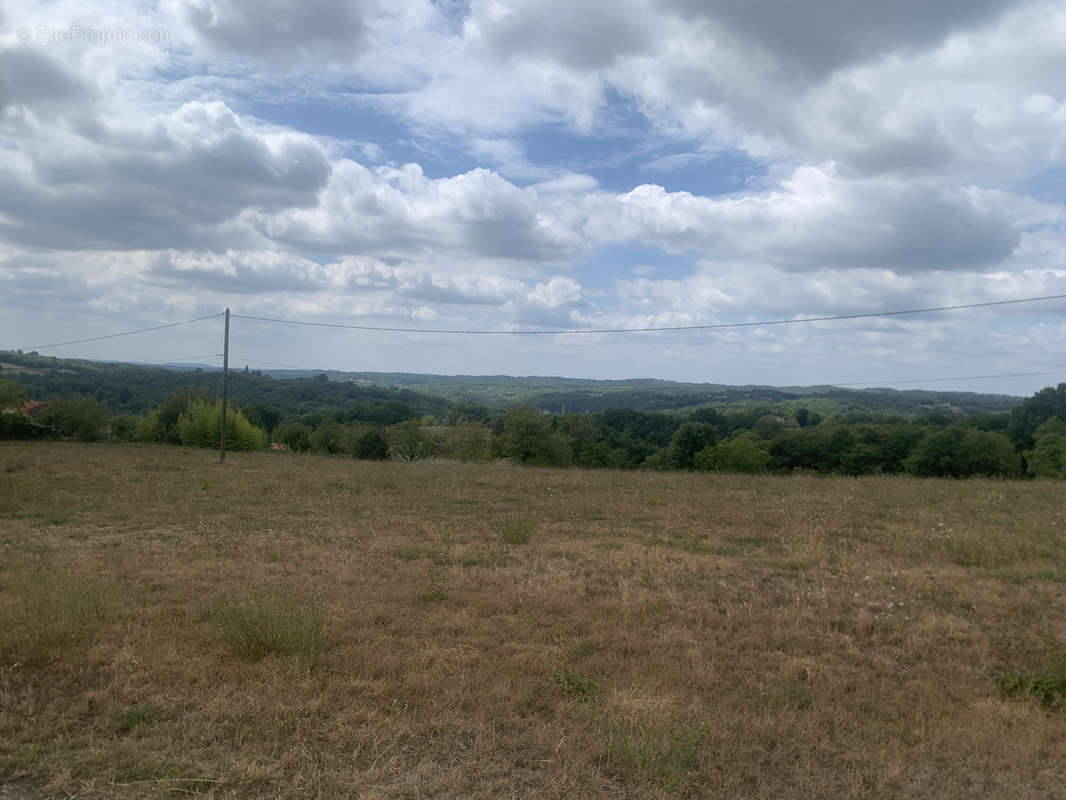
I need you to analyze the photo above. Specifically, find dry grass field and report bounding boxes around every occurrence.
[2,442,1066,799]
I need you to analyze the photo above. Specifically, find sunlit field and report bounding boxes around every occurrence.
[2,442,1066,799]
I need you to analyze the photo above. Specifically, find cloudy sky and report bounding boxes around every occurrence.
[1,0,1065,394]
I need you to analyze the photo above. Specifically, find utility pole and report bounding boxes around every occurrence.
[220,307,230,462]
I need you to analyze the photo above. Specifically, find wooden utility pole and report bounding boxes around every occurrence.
[220,307,230,462]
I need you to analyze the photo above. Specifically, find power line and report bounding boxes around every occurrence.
[828,369,1065,388]
[14,312,223,351]
[231,292,1066,336]
[154,354,223,365]
[230,355,325,371]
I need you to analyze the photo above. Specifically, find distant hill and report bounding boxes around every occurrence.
[268,370,1022,417]
[0,352,1023,419]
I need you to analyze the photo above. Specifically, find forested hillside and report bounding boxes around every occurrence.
[4,350,1065,480]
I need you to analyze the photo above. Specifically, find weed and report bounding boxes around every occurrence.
[493,517,537,545]
[210,590,324,668]
[120,704,164,734]
[603,716,707,792]
[1000,659,1066,711]
[552,669,599,702]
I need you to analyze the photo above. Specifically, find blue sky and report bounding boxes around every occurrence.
[1,0,1065,395]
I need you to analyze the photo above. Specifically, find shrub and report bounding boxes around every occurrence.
[552,670,599,702]
[694,435,769,473]
[210,590,324,668]
[389,419,431,461]
[1000,659,1066,711]
[272,421,313,452]
[493,517,537,545]
[440,422,492,462]
[177,400,267,451]
[0,378,28,409]
[41,394,109,442]
[133,410,167,443]
[495,407,572,467]
[1026,417,1066,478]
[353,429,390,460]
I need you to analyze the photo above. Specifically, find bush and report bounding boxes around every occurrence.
[493,516,537,544]
[389,419,431,461]
[439,422,492,462]
[0,378,28,409]
[177,400,267,451]
[495,407,572,467]
[352,429,390,460]
[1026,418,1066,478]
[42,394,109,442]
[309,419,347,454]
[133,410,167,443]
[664,423,718,470]
[210,590,324,668]
[694,435,769,473]
[273,421,313,452]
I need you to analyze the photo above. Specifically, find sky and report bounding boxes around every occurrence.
[1,0,1065,395]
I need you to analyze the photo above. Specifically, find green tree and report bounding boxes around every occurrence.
[905,427,967,477]
[42,394,109,442]
[958,429,1022,478]
[694,435,769,473]
[177,401,266,451]
[1008,383,1066,451]
[352,429,390,460]
[664,422,718,470]
[441,422,492,462]
[905,426,1020,478]
[156,387,213,444]
[496,407,572,467]
[0,378,28,409]
[273,422,313,452]
[310,419,346,454]
[1025,417,1066,478]
[389,419,430,461]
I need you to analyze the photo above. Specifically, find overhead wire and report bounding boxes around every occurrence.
[15,312,223,351]
[231,292,1066,336]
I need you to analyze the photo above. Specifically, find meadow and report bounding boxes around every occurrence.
[2,442,1066,798]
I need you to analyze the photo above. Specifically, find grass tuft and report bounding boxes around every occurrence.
[1000,659,1066,711]
[119,703,165,734]
[603,716,707,792]
[210,589,324,668]
[12,569,109,659]
[552,669,599,702]
[493,517,537,545]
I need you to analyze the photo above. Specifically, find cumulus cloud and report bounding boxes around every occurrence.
[177,0,367,60]
[259,161,587,264]
[0,99,331,250]
[586,164,1051,273]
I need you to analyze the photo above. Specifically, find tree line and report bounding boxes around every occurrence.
[4,371,1066,479]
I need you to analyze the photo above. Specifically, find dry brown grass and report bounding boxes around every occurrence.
[2,441,1066,798]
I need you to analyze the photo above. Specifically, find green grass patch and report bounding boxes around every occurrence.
[1000,659,1066,711]
[603,716,707,793]
[552,669,600,702]
[10,569,110,659]
[493,517,537,545]
[119,703,165,734]
[210,590,324,668]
